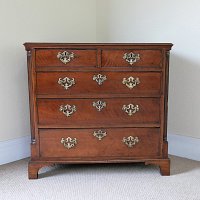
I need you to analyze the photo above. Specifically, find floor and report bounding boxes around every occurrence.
[0,155,200,200]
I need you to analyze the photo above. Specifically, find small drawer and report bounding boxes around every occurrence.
[39,128,161,158]
[37,98,160,128]
[36,49,97,67]
[36,72,161,96]
[102,50,162,68]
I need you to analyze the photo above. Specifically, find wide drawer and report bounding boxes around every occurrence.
[36,72,161,96]
[102,50,162,68]
[37,98,160,128]
[39,128,161,158]
[36,49,97,67]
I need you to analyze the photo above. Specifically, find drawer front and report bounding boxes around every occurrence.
[37,98,160,128]
[102,50,162,68]
[36,72,161,96]
[39,128,161,158]
[36,49,97,67]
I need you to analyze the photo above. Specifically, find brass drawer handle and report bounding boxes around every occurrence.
[93,74,107,85]
[123,52,140,65]
[93,130,107,140]
[61,137,77,149]
[122,104,139,116]
[57,51,75,64]
[93,100,106,111]
[59,104,76,117]
[123,136,139,148]
[122,77,140,89]
[58,77,75,90]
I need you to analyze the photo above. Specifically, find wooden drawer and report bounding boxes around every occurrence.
[39,128,161,158]
[36,49,97,67]
[36,72,161,96]
[102,50,162,68]
[37,98,160,128]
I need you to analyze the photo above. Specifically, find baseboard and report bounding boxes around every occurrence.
[0,133,199,165]
[168,133,200,161]
[0,136,30,165]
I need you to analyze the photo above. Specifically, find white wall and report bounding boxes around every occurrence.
[1,0,200,143]
[96,0,200,139]
[0,0,96,141]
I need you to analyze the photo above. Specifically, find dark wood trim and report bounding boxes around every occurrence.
[24,43,173,51]
[162,50,170,158]
[36,94,162,99]
[97,48,102,67]
[35,66,163,72]
[28,158,170,179]
[145,159,170,176]
[27,49,39,158]
[37,124,160,129]
[28,161,54,179]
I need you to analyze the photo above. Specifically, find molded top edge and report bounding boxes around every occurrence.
[24,42,173,51]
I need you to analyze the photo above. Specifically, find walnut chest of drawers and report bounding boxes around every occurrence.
[24,43,173,179]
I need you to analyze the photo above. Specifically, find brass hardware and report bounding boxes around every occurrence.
[59,104,76,117]
[123,52,140,65]
[123,136,139,148]
[166,51,170,57]
[122,77,140,89]
[57,51,75,64]
[58,77,75,90]
[93,100,106,111]
[93,74,107,85]
[31,139,36,145]
[27,51,31,57]
[61,137,77,149]
[122,104,139,116]
[93,130,107,140]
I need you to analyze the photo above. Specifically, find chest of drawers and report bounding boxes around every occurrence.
[24,43,173,179]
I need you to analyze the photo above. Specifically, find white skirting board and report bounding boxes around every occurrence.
[168,133,200,161]
[0,136,31,165]
[0,133,200,165]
